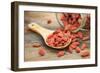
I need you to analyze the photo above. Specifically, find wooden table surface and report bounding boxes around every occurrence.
[24,11,90,62]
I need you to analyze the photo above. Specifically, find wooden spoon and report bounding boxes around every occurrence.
[28,23,71,49]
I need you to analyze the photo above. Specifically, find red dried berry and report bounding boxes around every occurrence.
[64,24,71,30]
[80,49,90,57]
[67,47,73,53]
[61,14,66,21]
[70,44,77,49]
[77,32,83,39]
[72,42,80,46]
[63,21,68,26]
[73,22,80,28]
[82,36,89,41]
[57,51,65,57]
[70,26,77,31]
[72,38,78,42]
[75,47,81,53]
[69,42,80,49]
[70,34,76,40]
[81,43,87,50]
[38,48,46,56]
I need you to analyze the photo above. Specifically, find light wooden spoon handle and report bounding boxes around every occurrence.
[28,23,53,38]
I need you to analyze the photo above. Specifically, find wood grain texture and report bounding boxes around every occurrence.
[24,11,90,62]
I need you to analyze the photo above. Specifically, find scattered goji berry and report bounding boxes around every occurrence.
[67,46,73,53]
[70,44,77,49]
[38,48,46,56]
[75,47,81,53]
[82,36,89,41]
[81,43,87,50]
[72,42,80,46]
[77,32,83,39]
[72,38,78,42]
[57,51,65,57]
[80,49,90,57]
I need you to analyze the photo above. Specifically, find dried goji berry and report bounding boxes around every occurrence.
[72,42,80,46]
[70,44,77,49]
[82,36,89,41]
[77,32,83,39]
[75,47,81,53]
[57,51,65,57]
[67,46,73,53]
[81,43,87,50]
[63,21,68,26]
[80,49,90,57]
[70,26,77,31]
[38,48,46,56]
[72,38,78,42]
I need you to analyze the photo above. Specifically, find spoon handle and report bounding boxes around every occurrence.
[28,23,53,38]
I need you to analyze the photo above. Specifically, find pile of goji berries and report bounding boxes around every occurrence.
[46,28,71,47]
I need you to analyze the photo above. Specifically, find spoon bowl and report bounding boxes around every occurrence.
[28,23,71,49]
